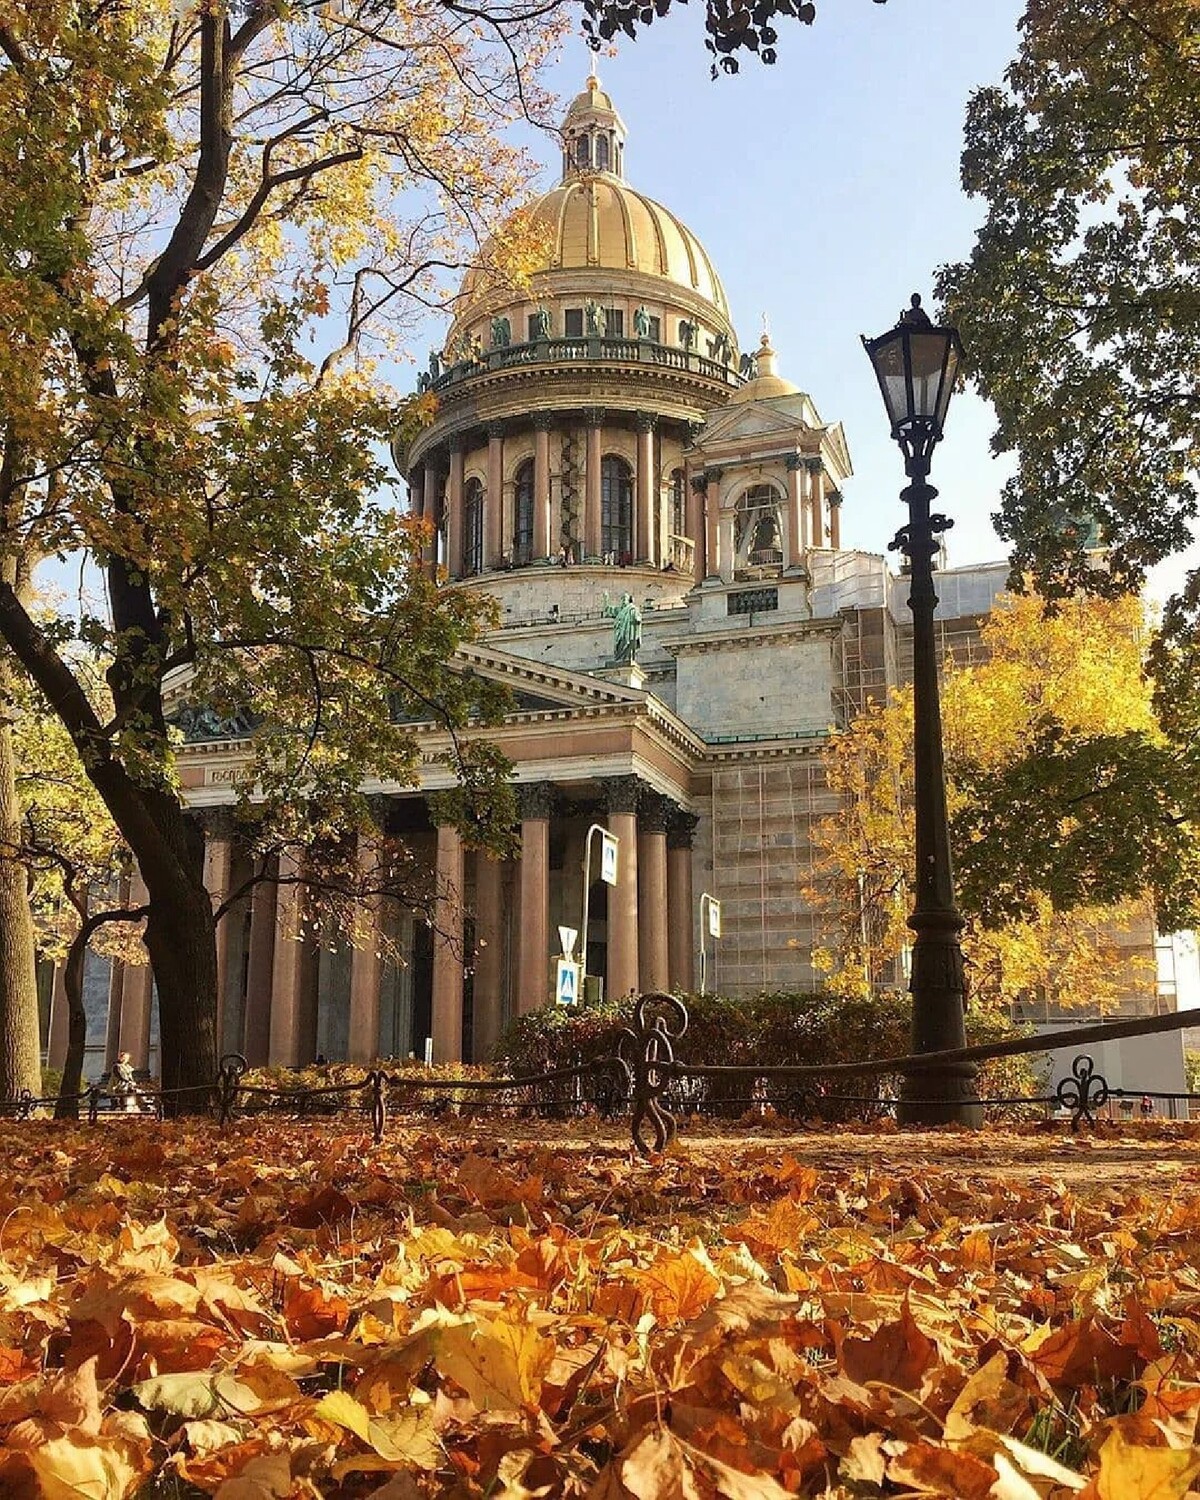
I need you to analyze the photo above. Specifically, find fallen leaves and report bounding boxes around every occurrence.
[0,1118,1199,1496]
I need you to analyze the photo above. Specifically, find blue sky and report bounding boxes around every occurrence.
[428,0,1029,570]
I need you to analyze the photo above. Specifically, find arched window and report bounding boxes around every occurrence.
[734,484,784,574]
[596,134,610,171]
[575,134,591,168]
[513,459,535,565]
[601,456,633,562]
[463,478,484,576]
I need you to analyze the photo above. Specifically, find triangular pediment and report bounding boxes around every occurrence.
[697,398,815,449]
[454,642,646,712]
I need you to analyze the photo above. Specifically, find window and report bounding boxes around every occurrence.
[513,460,534,565]
[596,134,610,171]
[463,478,484,576]
[734,483,784,572]
[605,308,624,338]
[600,456,633,561]
[574,135,590,168]
[671,469,687,538]
[646,315,661,342]
[564,308,584,338]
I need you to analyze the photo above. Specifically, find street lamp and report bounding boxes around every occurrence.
[862,293,981,1127]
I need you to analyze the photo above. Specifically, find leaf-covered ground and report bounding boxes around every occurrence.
[2,1119,1200,1499]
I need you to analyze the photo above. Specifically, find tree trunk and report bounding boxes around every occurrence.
[54,915,90,1121]
[0,670,42,1104]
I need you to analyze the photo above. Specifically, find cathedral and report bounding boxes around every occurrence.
[52,76,1060,1079]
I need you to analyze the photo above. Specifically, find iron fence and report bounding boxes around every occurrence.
[5,994,1200,1151]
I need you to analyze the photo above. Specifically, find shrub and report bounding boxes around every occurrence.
[494,990,1043,1122]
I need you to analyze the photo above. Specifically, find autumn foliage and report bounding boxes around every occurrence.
[1,1119,1200,1497]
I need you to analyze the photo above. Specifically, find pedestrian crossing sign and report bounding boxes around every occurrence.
[556,959,581,1007]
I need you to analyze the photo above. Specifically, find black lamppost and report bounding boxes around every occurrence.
[862,294,982,1127]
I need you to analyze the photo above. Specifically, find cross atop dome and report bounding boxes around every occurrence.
[561,70,627,180]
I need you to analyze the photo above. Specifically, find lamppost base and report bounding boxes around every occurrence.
[897,1063,983,1128]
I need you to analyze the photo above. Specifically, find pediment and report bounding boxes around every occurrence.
[697,399,814,448]
[454,642,646,712]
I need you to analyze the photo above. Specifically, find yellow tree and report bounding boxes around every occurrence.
[0,1,560,1106]
[809,593,1194,1013]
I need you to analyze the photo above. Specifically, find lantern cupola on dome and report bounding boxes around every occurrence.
[562,65,627,179]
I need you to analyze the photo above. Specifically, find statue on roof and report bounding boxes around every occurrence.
[602,592,642,665]
[585,301,607,337]
[531,306,551,341]
[633,305,651,339]
[491,315,511,349]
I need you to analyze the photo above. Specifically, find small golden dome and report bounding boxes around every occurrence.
[565,74,615,116]
[458,176,729,318]
[729,332,799,402]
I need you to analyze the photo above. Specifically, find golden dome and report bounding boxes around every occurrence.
[729,332,799,402]
[565,74,616,117]
[458,176,730,319]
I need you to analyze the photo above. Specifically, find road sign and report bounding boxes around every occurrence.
[555,959,581,1007]
[600,831,619,886]
[707,898,722,938]
[558,925,578,959]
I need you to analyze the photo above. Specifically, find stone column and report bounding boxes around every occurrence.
[422,462,441,576]
[46,960,69,1073]
[829,489,842,549]
[637,792,670,993]
[104,874,128,1070]
[430,816,465,1062]
[704,466,722,580]
[808,459,825,547]
[268,851,307,1066]
[687,468,705,586]
[786,454,806,567]
[635,412,656,564]
[584,408,604,560]
[486,421,504,569]
[667,811,699,993]
[473,853,505,1058]
[533,414,553,561]
[118,871,153,1070]
[605,776,640,1002]
[203,809,234,1053]
[243,860,277,1066]
[517,782,553,1014]
[446,441,465,582]
[348,830,382,1064]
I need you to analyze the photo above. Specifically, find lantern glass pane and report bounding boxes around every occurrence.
[935,338,960,430]
[907,331,953,423]
[870,332,910,430]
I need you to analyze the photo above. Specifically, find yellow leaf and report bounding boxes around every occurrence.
[27,1432,145,1500]
[436,1311,552,1411]
[314,1388,372,1444]
[1097,1427,1200,1499]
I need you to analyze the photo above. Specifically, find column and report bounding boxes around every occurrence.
[786,454,806,567]
[422,462,440,575]
[688,470,706,585]
[533,415,552,561]
[203,809,234,1053]
[637,792,670,994]
[605,776,640,1002]
[118,871,153,1070]
[268,851,307,1066]
[242,859,277,1066]
[46,960,69,1073]
[446,441,465,581]
[473,853,505,1058]
[704,466,722,580]
[104,878,127,1072]
[517,782,553,1014]
[667,811,699,993]
[635,412,656,564]
[808,459,825,547]
[348,830,382,1064]
[430,816,465,1062]
[486,422,504,568]
[584,408,604,560]
[829,490,842,549]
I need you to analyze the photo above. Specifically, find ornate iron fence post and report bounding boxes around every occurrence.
[216,1054,248,1126]
[87,1084,101,1124]
[366,1069,387,1145]
[618,992,688,1154]
[1056,1054,1109,1130]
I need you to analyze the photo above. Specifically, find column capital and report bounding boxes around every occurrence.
[426,791,459,829]
[667,809,701,850]
[703,465,724,484]
[486,419,506,441]
[638,789,673,834]
[785,452,805,472]
[604,774,642,817]
[635,411,657,434]
[803,455,824,475]
[517,780,555,820]
[690,471,709,496]
[195,805,237,840]
[364,793,394,831]
[447,434,465,455]
[533,411,556,432]
[828,489,844,508]
[686,420,706,446]
[582,406,606,429]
